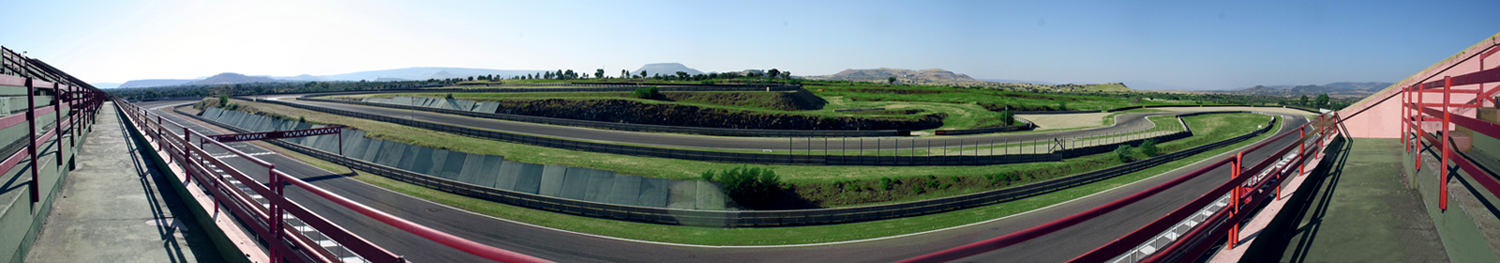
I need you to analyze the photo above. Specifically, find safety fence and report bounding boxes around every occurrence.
[255,98,1217,166]
[116,100,551,263]
[898,111,1336,263]
[179,104,1276,227]
[1402,50,1500,211]
[0,46,126,262]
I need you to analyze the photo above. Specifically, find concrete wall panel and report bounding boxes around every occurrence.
[537,165,567,196]
[605,175,641,206]
[438,152,467,180]
[425,149,450,177]
[375,140,407,166]
[470,155,503,188]
[454,153,486,185]
[666,180,698,209]
[637,178,669,207]
[494,161,523,191]
[359,140,384,162]
[559,167,590,200]
[406,146,435,175]
[583,170,617,203]
[511,162,543,194]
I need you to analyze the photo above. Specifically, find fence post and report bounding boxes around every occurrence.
[1229,151,1243,248]
[1417,85,1423,170]
[1440,76,1450,210]
[26,78,38,203]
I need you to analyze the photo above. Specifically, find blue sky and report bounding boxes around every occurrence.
[2,0,1496,90]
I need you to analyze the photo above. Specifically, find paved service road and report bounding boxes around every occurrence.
[265,94,1209,151]
[136,100,1311,262]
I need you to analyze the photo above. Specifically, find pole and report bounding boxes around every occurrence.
[1441,76,1451,210]
[26,78,38,203]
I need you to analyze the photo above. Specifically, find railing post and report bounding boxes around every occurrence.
[1417,84,1424,170]
[1440,76,1450,210]
[1229,151,1243,249]
[26,78,38,203]
[54,83,61,166]
[268,166,282,262]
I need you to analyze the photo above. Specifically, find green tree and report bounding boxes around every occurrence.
[888,76,897,84]
[218,94,228,106]
[675,71,689,80]
[768,68,781,79]
[620,69,629,78]
[639,70,647,79]
[1139,139,1158,157]
[595,68,605,79]
[1298,95,1309,106]
[1315,93,1330,108]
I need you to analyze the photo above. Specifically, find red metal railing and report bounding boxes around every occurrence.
[0,74,107,206]
[1402,52,1500,211]
[898,112,1341,263]
[115,100,552,263]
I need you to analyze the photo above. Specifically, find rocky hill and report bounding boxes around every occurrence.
[1226,82,1392,98]
[183,73,281,86]
[633,63,702,77]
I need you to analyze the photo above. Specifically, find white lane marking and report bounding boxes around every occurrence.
[212,152,277,159]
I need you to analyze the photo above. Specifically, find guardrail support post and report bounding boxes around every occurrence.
[1417,84,1424,170]
[26,77,38,203]
[1440,76,1450,210]
[1229,151,1243,248]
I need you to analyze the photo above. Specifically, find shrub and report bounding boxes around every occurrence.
[913,186,925,194]
[298,115,306,123]
[1115,145,1134,162]
[1000,108,1015,126]
[950,176,960,182]
[926,180,940,188]
[1057,101,1068,111]
[880,177,894,190]
[940,183,952,189]
[445,93,454,99]
[702,166,782,206]
[1140,139,1159,157]
[218,94,229,106]
[632,87,660,99]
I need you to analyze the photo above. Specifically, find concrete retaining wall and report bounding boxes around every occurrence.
[198,107,734,210]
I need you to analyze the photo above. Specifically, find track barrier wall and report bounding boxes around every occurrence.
[256,98,1238,167]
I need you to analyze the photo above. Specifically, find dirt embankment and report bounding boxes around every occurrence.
[661,90,827,111]
[489,98,944,130]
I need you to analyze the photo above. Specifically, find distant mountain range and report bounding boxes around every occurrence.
[808,68,992,86]
[1222,82,1393,98]
[104,67,554,89]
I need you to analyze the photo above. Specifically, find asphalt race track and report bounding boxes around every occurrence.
[134,99,1308,262]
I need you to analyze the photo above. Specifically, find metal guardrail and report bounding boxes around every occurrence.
[1402,47,1500,211]
[116,100,552,263]
[296,97,910,137]
[256,98,1208,166]
[897,111,1331,263]
[179,105,1277,227]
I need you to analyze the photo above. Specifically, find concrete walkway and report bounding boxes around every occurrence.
[1239,138,1449,262]
[25,103,221,262]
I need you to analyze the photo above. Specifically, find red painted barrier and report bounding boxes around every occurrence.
[898,112,1339,263]
[115,100,553,263]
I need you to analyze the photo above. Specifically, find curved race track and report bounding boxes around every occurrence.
[137,99,1309,262]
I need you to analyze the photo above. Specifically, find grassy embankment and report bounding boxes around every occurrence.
[193,98,1272,208]
[232,108,1285,245]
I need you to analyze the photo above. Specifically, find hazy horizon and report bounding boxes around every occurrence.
[3,0,1496,90]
